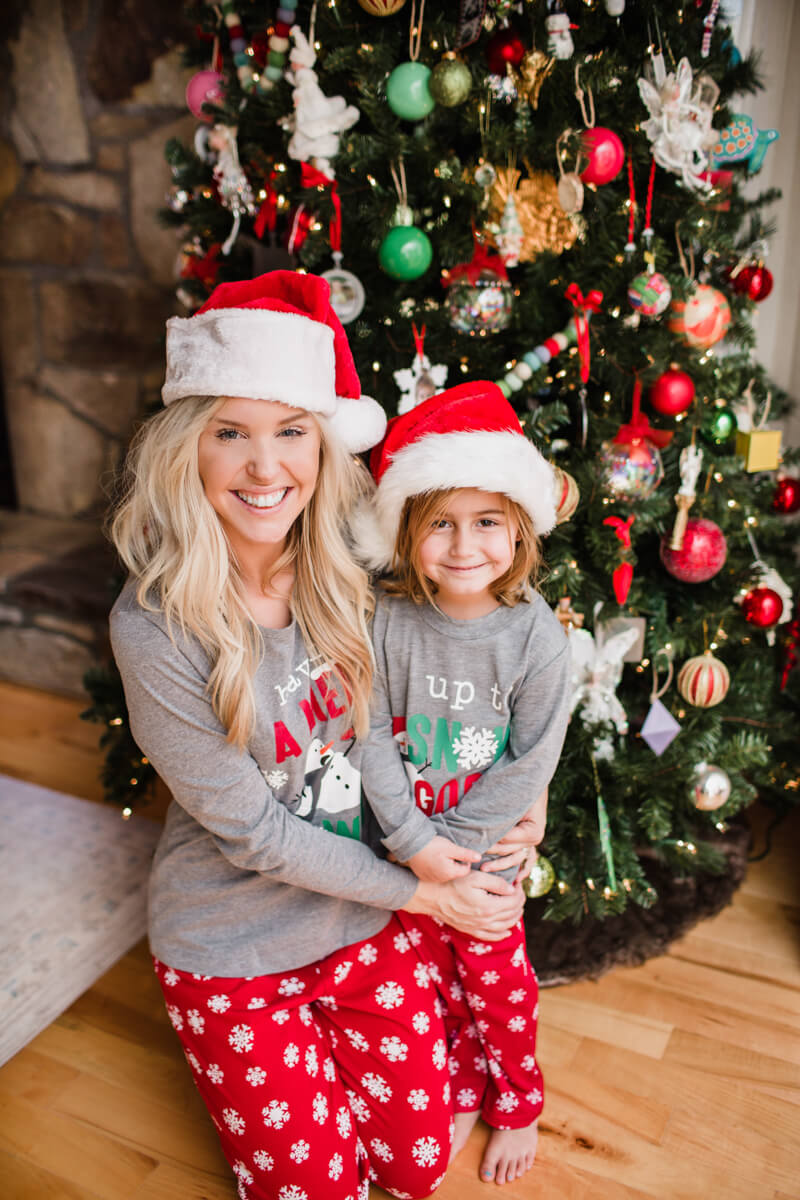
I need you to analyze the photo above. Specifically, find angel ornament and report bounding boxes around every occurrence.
[282,26,360,180]
[637,56,719,193]
[569,623,639,759]
[207,124,257,254]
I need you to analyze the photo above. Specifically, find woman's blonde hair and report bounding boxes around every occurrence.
[110,396,374,746]
[382,488,541,608]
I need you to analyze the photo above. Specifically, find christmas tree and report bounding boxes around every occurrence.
[86,0,800,946]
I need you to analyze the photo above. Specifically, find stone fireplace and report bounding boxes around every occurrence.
[0,0,195,696]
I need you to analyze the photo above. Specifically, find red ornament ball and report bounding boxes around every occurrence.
[772,476,800,514]
[649,368,695,416]
[580,127,625,186]
[741,586,783,628]
[731,264,774,302]
[485,26,526,75]
[660,518,727,583]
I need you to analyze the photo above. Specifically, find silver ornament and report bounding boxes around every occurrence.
[692,763,732,811]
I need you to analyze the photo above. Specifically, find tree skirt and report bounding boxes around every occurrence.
[525,820,750,987]
[0,775,161,1065]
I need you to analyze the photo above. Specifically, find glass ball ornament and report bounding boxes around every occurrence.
[386,61,434,120]
[580,127,625,185]
[185,70,225,122]
[701,404,737,444]
[554,467,580,524]
[660,518,727,583]
[628,272,672,317]
[730,263,774,302]
[429,54,472,107]
[357,0,407,13]
[677,652,730,708]
[692,763,732,810]
[379,223,432,280]
[599,437,664,501]
[446,268,514,335]
[649,368,695,416]
[772,476,800,514]
[741,586,783,629]
[485,25,526,75]
[668,284,731,349]
[522,852,556,898]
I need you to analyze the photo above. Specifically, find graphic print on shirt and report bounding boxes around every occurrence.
[262,656,365,840]
[390,670,511,817]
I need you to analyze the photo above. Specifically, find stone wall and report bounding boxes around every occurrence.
[0,0,196,695]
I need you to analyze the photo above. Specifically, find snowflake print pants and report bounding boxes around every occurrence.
[397,912,543,1131]
[154,915,453,1200]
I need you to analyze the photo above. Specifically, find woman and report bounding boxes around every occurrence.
[109,271,527,1200]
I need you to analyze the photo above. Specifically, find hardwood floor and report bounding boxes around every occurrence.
[1,679,798,1199]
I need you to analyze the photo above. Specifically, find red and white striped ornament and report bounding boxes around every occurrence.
[677,652,730,708]
[554,467,580,524]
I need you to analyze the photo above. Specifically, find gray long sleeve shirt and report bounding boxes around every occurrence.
[361,593,571,864]
[110,582,416,977]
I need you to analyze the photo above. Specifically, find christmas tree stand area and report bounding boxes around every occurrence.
[527,816,751,987]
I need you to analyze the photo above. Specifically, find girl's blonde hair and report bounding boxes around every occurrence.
[382,488,541,608]
[110,396,374,746]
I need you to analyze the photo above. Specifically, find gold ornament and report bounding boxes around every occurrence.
[487,167,578,262]
[515,49,554,109]
[555,596,584,633]
[356,0,407,14]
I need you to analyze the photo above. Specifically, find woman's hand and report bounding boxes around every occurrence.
[403,871,524,941]
[481,789,548,881]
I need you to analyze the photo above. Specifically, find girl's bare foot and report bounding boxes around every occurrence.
[479,1120,538,1185]
[449,1109,481,1164]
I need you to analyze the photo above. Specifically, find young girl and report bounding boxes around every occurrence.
[354,381,572,1187]
[109,275,528,1200]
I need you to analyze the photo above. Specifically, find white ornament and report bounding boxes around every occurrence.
[282,26,360,180]
[604,0,625,15]
[207,125,257,254]
[546,13,574,60]
[637,57,719,192]
[393,352,448,415]
[494,192,524,268]
[569,624,639,746]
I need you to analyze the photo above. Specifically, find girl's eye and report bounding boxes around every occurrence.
[215,428,244,441]
[432,519,451,530]
[478,518,499,528]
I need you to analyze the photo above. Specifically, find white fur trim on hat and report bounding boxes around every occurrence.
[351,429,558,571]
[162,306,386,453]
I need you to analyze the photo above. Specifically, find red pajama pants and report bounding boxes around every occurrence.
[397,913,543,1130]
[154,915,453,1200]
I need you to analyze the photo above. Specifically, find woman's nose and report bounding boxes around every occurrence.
[246,441,278,480]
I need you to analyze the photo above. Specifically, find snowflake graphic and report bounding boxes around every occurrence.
[248,996,267,1010]
[184,1049,202,1074]
[278,1187,308,1200]
[207,993,231,1013]
[466,941,492,956]
[370,1137,394,1162]
[361,1072,392,1103]
[411,1011,430,1035]
[233,1160,253,1185]
[480,970,500,986]
[253,1149,274,1171]
[162,967,179,987]
[413,962,431,989]
[407,1089,429,1111]
[328,1152,344,1180]
[508,1015,527,1032]
[187,1009,205,1035]
[466,991,486,1011]
[298,1004,313,1026]
[323,1057,337,1081]
[473,1054,489,1074]
[488,1059,503,1078]
[521,1054,537,1072]
[509,988,527,1004]
[449,980,464,1002]
[271,1009,290,1024]
[335,1105,352,1138]
[344,1027,370,1052]
[166,1005,183,1031]
[290,1139,310,1163]
[526,1087,543,1105]
[456,1087,478,1109]
[278,975,305,996]
[246,1065,267,1086]
[375,981,405,1010]
[228,1024,254,1054]
[357,942,378,965]
[317,994,338,1010]
[393,932,411,953]
[264,768,289,789]
[304,1045,319,1076]
[206,1063,224,1084]
[411,1135,441,1168]
[346,1089,371,1124]
[496,1093,520,1113]
[262,1099,290,1129]
[379,1036,408,1062]
[405,927,422,946]
[431,1039,447,1071]
[451,725,498,770]
[223,1107,246,1135]
[312,1092,329,1124]
[334,960,353,984]
[283,1043,300,1068]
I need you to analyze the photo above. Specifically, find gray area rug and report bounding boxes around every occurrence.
[0,775,161,1065]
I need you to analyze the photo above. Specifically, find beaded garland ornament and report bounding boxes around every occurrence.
[215,0,299,94]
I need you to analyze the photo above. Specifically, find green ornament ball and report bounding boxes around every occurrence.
[428,55,472,107]
[702,405,737,444]
[522,853,556,899]
[386,61,434,120]
[378,225,433,280]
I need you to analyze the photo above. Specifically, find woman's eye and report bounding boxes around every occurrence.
[279,426,307,438]
[216,428,243,441]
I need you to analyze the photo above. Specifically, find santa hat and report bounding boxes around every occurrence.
[351,380,558,571]
[162,270,386,454]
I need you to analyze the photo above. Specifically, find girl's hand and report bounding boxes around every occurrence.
[403,871,524,941]
[482,789,548,882]
[405,836,481,883]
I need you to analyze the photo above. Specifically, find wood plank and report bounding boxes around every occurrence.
[3,1152,108,1200]
[130,1160,235,1200]
[538,989,672,1060]
[664,1028,800,1093]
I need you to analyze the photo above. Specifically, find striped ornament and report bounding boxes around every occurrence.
[677,653,730,708]
[553,467,580,524]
